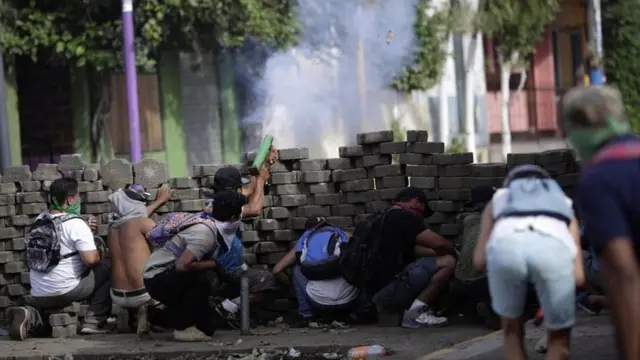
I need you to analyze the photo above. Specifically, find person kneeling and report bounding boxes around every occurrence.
[273,218,376,326]
[142,191,247,338]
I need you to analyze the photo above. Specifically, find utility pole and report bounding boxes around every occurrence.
[122,0,142,162]
[587,0,604,86]
[0,41,12,170]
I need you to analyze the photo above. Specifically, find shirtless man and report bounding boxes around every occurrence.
[107,185,173,325]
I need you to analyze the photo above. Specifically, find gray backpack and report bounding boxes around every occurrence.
[454,214,486,282]
[25,212,82,273]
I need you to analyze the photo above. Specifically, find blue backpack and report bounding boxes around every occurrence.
[296,220,348,281]
[496,165,573,224]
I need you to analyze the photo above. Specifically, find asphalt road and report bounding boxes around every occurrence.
[419,313,616,360]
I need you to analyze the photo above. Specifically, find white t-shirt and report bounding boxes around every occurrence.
[306,278,360,306]
[30,214,97,297]
[488,188,577,257]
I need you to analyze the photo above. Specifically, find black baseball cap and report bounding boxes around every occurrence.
[213,166,251,191]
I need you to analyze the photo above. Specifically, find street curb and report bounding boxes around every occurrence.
[4,345,353,360]
[415,330,503,360]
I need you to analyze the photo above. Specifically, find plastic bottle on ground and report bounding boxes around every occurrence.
[347,345,389,359]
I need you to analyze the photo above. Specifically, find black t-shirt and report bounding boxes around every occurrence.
[368,209,428,293]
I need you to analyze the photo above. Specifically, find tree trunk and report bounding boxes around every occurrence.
[498,55,512,159]
[464,32,480,159]
[439,35,453,146]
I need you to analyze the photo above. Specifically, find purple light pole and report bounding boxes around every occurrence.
[122,0,142,162]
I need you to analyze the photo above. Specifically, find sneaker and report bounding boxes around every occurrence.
[80,321,110,334]
[9,307,30,341]
[402,310,448,328]
[577,293,601,315]
[212,301,240,329]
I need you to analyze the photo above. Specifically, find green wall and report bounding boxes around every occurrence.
[70,52,188,177]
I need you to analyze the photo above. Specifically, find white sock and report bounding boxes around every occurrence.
[222,299,239,313]
[409,300,426,311]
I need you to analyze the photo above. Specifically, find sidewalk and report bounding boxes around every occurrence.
[419,313,616,360]
[0,322,491,360]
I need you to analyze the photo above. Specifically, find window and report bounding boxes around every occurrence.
[570,30,584,85]
[108,74,164,154]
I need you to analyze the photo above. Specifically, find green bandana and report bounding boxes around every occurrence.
[51,198,82,215]
[566,118,633,161]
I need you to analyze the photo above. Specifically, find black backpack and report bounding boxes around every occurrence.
[25,213,82,273]
[339,207,401,287]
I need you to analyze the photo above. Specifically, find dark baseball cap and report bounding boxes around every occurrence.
[213,166,251,191]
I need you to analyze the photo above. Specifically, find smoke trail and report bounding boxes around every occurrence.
[237,0,418,158]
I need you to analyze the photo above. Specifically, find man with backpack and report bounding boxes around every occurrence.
[340,186,457,328]
[206,162,280,327]
[9,178,112,340]
[271,218,376,326]
[107,184,173,333]
[141,190,247,338]
[472,164,583,360]
[562,85,640,360]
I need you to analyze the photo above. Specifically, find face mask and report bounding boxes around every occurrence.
[566,118,633,161]
[51,197,82,215]
[214,219,241,248]
[395,202,426,218]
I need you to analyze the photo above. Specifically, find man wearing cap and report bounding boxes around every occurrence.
[107,184,173,330]
[208,150,281,327]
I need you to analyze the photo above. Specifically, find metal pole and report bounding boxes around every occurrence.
[0,42,12,170]
[122,0,142,162]
[239,263,251,335]
[588,0,605,86]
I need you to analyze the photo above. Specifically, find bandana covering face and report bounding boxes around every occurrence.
[51,197,81,215]
[214,219,241,249]
[566,118,633,161]
[395,202,426,218]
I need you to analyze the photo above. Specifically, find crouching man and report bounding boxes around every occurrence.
[341,187,457,328]
[209,162,281,326]
[272,218,377,326]
[107,184,173,332]
[10,178,111,340]
[142,190,247,338]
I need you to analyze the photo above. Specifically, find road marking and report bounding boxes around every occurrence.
[416,330,503,360]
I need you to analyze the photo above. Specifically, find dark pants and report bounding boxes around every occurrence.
[372,257,438,312]
[25,260,112,333]
[143,269,219,337]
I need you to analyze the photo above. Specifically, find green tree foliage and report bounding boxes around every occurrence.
[0,0,299,71]
[391,0,451,92]
[478,0,559,67]
[602,0,640,131]
[0,0,299,161]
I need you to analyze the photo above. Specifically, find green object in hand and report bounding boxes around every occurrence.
[252,134,274,169]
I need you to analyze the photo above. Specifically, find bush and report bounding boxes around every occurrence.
[602,0,640,131]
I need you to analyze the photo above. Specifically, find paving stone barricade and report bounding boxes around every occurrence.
[0,130,581,336]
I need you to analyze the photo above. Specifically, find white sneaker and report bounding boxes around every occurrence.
[414,311,449,327]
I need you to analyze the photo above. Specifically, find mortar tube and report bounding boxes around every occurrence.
[239,263,251,334]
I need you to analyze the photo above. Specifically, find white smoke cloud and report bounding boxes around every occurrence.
[238,0,419,158]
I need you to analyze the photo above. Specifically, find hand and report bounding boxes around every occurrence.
[156,184,175,204]
[258,163,270,182]
[268,145,279,164]
[473,252,486,270]
[87,216,97,231]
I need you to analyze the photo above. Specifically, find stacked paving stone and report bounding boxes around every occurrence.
[0,131,582,336]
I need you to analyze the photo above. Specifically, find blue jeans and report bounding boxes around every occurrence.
[371,257,437,312]
[292,266,375,321]
[487,229,576,330]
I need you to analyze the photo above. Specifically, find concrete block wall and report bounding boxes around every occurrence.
[0,130,581,336]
